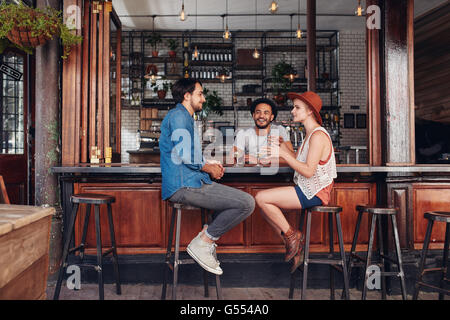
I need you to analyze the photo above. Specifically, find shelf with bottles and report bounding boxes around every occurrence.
[262,44,337,53]
[189,67,232,82]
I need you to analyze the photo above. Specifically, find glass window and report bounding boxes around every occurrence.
[0,52,25,154]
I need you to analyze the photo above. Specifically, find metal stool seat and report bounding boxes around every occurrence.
[346,205,407,300]
[413,211,450,300]
[161,202,223,300]
[53,193,121,300]
[289,205,350,300]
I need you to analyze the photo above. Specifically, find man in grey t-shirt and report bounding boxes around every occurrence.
[234,98,293,165]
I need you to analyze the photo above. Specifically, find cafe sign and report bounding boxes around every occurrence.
[0,63,22,81]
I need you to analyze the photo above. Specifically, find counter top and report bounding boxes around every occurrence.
[52,163,450,174]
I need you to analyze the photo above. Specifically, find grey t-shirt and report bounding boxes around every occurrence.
[234,124,289,156]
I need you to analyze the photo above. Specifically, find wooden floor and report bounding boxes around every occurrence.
[46,282,444,300]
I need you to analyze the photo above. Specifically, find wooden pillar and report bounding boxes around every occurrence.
[62,0,83,165]
[306,0,316,92]
[366,0,382,166]
[382,0,415,165]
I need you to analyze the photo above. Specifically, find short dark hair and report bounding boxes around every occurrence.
[250,98,278,120]
[171,78,203,103]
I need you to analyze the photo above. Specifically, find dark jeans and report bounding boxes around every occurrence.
[169,182,255,240]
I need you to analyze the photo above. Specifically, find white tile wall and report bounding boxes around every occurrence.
[121,31,368,164]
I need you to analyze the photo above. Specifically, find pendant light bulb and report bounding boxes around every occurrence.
[193,46,199,59]
[269,1,278,14]
[223,25,231,40]
[296,25,303,39]
[180,2,187,21]
[252,48,260,59]
[355,0,364,16]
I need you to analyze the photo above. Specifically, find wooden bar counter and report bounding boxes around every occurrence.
[52,164,450,258]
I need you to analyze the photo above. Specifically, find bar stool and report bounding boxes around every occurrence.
[413,211,450,300]
[346,205,407,300]
[289,205,350,300]
[161,202,223,300]
[53,193,121,300]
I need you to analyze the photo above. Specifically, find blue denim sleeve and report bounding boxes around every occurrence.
[170,113,205,170]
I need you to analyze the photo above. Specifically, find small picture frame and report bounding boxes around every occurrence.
[344,113,355,128]
[356,114,367,129]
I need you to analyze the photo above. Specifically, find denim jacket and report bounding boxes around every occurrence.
[159,103,212,200]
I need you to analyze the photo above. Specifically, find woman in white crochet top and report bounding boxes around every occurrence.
[255,91,337,273]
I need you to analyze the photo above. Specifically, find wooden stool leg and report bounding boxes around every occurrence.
[336,212,350,300]
[341,209,363,300]
[172,208,182,300]
[413,218,434,300]
[301,209,312,300]
[94,204,104,300]
[391,215,407,300]
[107,203,121,295]
[215,274,223,300]
[161,206,177,300]
[328,212,335,300]
[79,204,91,261]
[362,214,377,300]
[376,214,387,300]
[53,203,79,300]
[439,222,450,300]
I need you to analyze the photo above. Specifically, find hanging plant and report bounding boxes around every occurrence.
[0,1,82,59]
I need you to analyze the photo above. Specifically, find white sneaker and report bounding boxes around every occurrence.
[187,232,223,275]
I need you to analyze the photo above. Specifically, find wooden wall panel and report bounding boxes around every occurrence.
[412,184,450,249]
[414,2,450,123]
[332,183,377,247]
[70,182,377,254]
[74,183,165,254]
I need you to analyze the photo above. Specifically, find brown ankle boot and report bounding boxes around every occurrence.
[282,227,303,262]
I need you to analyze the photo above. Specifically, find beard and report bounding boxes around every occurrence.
[255,119,270,129]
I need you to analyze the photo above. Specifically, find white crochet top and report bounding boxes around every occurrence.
[293,127,337,200]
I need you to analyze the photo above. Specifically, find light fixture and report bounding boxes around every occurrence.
[269,1,278,14]
[216,69,231,83]
[180,0,187,21]
[193,0,199,58]
[253,0,260,59]
[355,0,364,16]
[296,0,303,39]
[223,0,231,40]
[284,14,299,82]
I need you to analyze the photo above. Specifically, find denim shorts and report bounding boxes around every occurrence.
[294,185,322,209]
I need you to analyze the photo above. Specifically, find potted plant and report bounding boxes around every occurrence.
[151,80,172,99]
[0,1,82,59]
[198,87,223,119]
[147,32,162,57]
[166,38,179,58]
[271,60,294,105]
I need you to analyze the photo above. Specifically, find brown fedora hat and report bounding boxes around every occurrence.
[287,91,323,125]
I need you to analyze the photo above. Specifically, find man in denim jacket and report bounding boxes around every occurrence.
[160,78,255,275]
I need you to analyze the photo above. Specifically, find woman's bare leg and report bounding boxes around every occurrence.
[255,186,302,237]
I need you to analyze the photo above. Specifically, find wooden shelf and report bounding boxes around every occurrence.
[190,61,233,67]
[144,57,183,63]
[263,45,337,52]
[190,43,233,49]
[235,65,261,71]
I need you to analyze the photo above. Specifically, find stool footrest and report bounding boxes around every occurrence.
[421,267,448,275]
[378,271,404,277]
[102,248,114,257]
[416,281,450,296]
[69,245,85,254]
[379,253,400,265]
[307,258,344,265]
